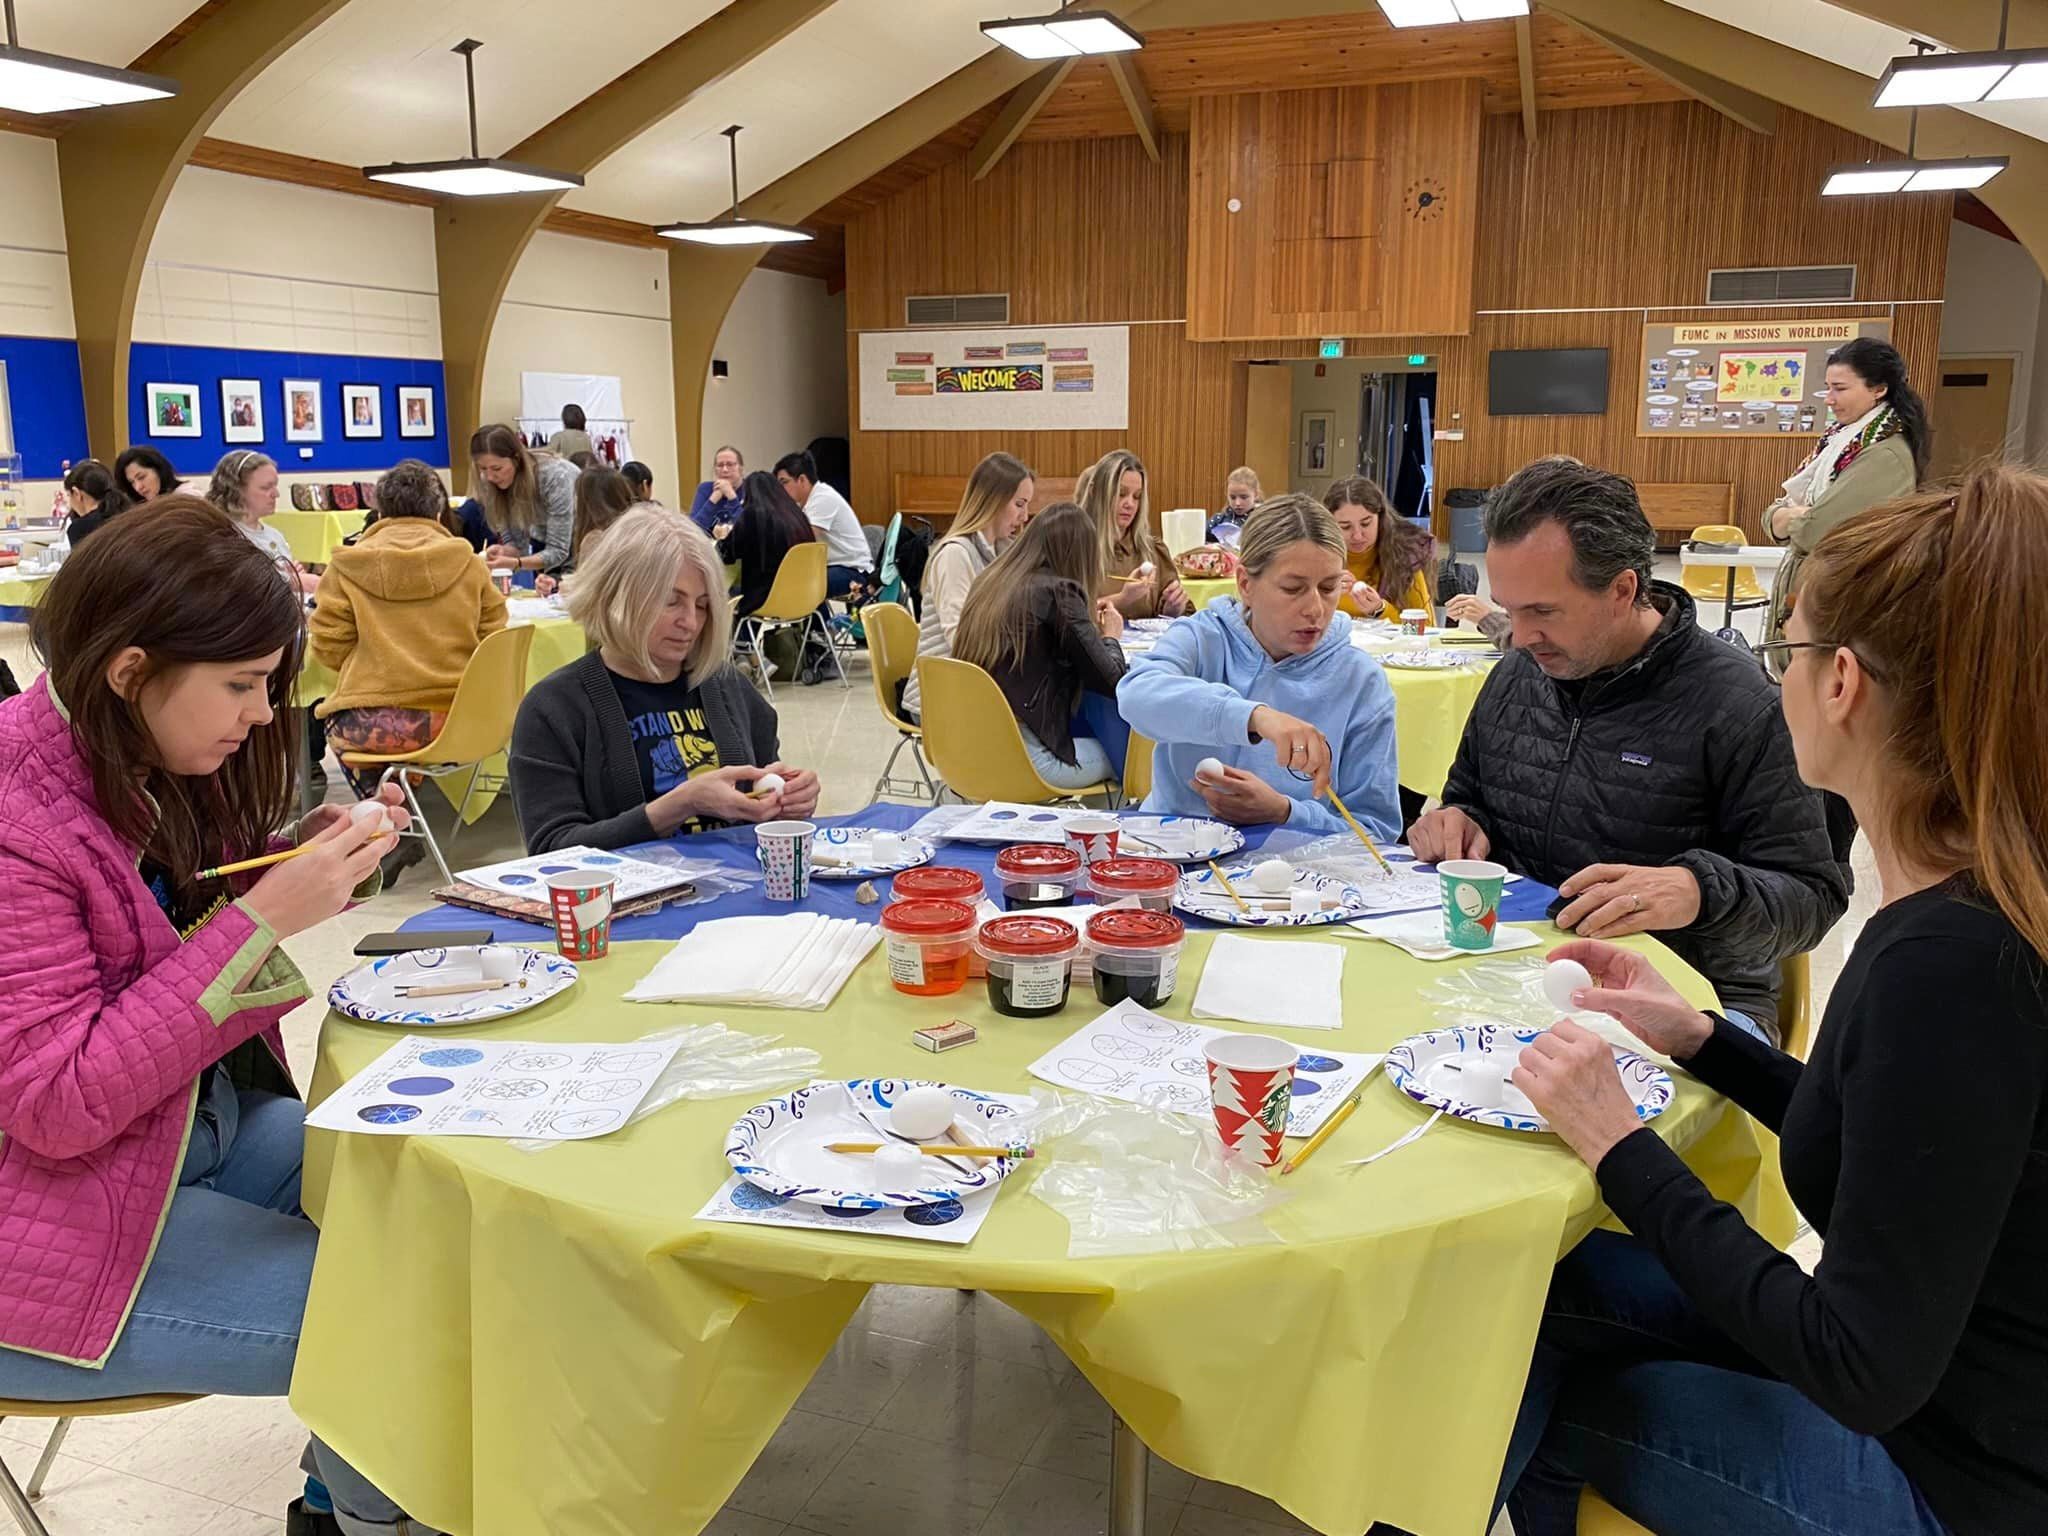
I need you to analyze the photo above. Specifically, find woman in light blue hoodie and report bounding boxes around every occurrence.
[1117,493,1401,840]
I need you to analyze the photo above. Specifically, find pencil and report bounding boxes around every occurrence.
[1280,1089,1364,1175]
[825,1143,1034,1159]
[196,845,314,881]
[1207,860,1252,913]
[1326,788,1393,875]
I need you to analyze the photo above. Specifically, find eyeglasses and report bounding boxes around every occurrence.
[1755,638,1887,685]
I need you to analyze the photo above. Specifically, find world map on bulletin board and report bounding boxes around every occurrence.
[1637,316,1890,438]
[858,324,1129,431]
[1715,352,1803,403]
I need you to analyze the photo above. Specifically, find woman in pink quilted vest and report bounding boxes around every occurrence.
[0,497,443,1536]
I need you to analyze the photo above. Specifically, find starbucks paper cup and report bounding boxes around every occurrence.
[1203,1033,1299,1168]
[547,872,616,960]
[1439,858,1507,951]
[756,820,817,901]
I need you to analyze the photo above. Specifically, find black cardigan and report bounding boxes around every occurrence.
[979,576,1127,766]
[508,650,780,852]
[1598,880,2048,1536]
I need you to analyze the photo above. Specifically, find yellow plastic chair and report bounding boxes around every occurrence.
[1123,730,1154,805]
[733,543,843,700]
[915,656,1115,807]
[1680,522,1769,624]
[1578,954,1817,1536]
[0,1395,197,1535]
[337,624,536,888]
[863,601,938,803]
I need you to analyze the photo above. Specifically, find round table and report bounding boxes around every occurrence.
[264,508,369,565]
[296,899,1757,1536]
[0,570,52,611]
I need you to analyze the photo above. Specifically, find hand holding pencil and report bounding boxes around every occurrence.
[236,804,397,940]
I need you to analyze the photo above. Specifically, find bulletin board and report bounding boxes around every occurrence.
[1636,317,1890,438]
[857,324,1129,432]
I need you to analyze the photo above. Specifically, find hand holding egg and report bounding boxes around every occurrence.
[1543,958,1592,1014]
[1194,755,1226,785]
[749,771,786,801]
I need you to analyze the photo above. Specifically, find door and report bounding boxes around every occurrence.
[1243,363,1293,499]
[1929,356,2015,480]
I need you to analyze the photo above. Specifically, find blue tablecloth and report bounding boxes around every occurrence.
[400,803,1558,942]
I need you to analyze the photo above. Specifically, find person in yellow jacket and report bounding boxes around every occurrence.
[1324,476,1434,621]
[310,458,508,869]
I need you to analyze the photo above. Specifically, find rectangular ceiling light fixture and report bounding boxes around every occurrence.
[0,0,175,116]
[982,8,1144,57]
[1821,157,2006,195]
[655,124,813,246]
[363,40,583,198]
[1378,0,1526,25]
[1873,48,2044,106]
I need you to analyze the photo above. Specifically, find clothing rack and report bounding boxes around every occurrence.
[515,415,634,425]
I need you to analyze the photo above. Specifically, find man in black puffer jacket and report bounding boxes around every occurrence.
[1410,460,1848,1041]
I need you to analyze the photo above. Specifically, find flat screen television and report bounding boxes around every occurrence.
[1488,348,1610,416]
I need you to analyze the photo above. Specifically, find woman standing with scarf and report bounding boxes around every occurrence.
[1763,338,1927,653]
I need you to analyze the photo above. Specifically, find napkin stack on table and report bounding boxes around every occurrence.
[625,915,880,1010]
[1190,933,1345,1031]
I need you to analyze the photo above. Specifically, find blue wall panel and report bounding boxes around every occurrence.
[0,336,90,479]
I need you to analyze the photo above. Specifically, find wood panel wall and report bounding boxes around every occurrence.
[844,98,1951,539]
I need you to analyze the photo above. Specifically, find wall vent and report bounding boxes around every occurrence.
[905,293,1011,327]
[1705,265,1856,305]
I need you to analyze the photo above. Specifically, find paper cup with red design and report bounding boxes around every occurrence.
[1439,858,1507,952]
[755,820,817,901]
[546,872,616,960]
[1203,1033,1299,1168]
[1063,815,1120,866]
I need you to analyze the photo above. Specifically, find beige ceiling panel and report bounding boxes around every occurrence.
[5,0,197,66]
[566,0,992,225]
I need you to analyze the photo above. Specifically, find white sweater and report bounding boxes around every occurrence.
[901,531,995,718]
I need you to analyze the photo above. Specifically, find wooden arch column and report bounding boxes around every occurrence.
[57,0,353,459]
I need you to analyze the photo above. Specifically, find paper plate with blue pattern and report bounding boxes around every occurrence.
[807,827,936,880]
[1113,815,1245,864]
[724,1080,1023,1212]
[327,945,578,1027]
[1174,863,1370,927]
[1383,1024,1674,1134]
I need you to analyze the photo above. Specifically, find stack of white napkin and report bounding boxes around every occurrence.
[1190,933,1346,1031]
[624,915,880,1010]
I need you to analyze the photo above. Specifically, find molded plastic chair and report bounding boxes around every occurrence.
[0,1395,197,1535]
[1577,953,1817,1536]
[863,601,938,803]
[1681,522,1769,620]
[915,656,1114,807]
[733,542,843,700]
[336,624,536,888]
[1122,730,1154,805]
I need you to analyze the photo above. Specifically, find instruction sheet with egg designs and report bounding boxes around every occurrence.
[1025,1000,1384,1137]
[304,1035,683,1140]
[456,845,707,902]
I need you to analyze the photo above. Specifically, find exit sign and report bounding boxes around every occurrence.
[1319,338,1344,359]
[1407,353,1428,366]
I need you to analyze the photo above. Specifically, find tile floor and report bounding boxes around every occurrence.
[0,570,1844,1535]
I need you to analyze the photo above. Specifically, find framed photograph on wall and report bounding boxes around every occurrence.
[220,378,263,443]
[146,382,202,438]
[397,385,435,439]
[342,383,382,439]
[1299,410,1334,477]
[283,379,322,443]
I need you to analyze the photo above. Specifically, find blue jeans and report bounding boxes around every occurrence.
[825,563,870,600]
[0,1073,444,1536]
[1021,728,1115,793]
[1497,1230,1949,1536]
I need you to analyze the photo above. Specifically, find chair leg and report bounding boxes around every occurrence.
[0,1456,53,1536]
[386,767,453,888]
[748,623,776,702]
[813,613,849,689]
[445,761,484,855]
[26,1418,68,1499]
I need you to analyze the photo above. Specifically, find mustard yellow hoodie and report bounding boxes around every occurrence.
[309,516,508,716]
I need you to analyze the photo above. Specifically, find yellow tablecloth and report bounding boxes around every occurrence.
[0,571,52,609]
[297,615,585,820]
[1385,657,1493,799]
[264,509,369,565]
[296,927,1757,1536]
[1180,576,1235,611]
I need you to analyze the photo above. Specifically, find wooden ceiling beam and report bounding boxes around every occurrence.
[971,61,1077,180]
[1515,16,1537,145]
[1107,54,1161,161]
[1550,14,1777,135]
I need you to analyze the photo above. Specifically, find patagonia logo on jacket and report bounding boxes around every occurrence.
[1621,752,1653,767]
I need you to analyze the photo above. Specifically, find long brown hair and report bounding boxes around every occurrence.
[954,502,1104,676]
[1324,476,1431,599]
[469,422,544,538]
[1797,464,2048,958]
[29,496,305,912]
[950,451,1034,542]
[571,466,637,561]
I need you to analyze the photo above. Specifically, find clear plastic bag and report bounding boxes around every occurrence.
[1000,1089,1293,1257]
[508,1023,820,1153]
[1424,955,1678,1066]
[625,845,761,905]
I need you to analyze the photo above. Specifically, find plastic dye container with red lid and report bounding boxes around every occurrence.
[975,914,1081,1018]
[994,843,1083,912]
[1085,856,1179,912]
[880,898,978,997]
[1085,908,1187,1008]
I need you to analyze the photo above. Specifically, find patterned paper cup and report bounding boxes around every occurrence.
[1203,1033,1300,1168]
[546,872,616,960]
[1439,858,1507,951]
[756,820,817,901]
[1063,816,1120,865]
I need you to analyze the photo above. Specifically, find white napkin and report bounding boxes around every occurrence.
[1336,913,1543,962]
[1190,933,1345,1031]
[625,915,880,1010]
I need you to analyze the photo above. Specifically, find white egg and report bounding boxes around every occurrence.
[349,801,389,833]
[1195,756,1226,783]
[870,1144,925,1187]
[754,772,786,796]
[890,1086,958,1141]
[1251,857,1294,894]
[1352,581,1374,605]
[1543,958,1592,1013]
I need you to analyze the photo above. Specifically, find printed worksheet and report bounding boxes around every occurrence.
[305,1035,682,1141]
[457,845,710,902]
[938,802,1102,844]
[1024,1000,1383,1138]
[695,1178,1000,1246]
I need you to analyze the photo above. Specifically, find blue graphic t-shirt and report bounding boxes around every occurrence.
[606,668,724,835]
